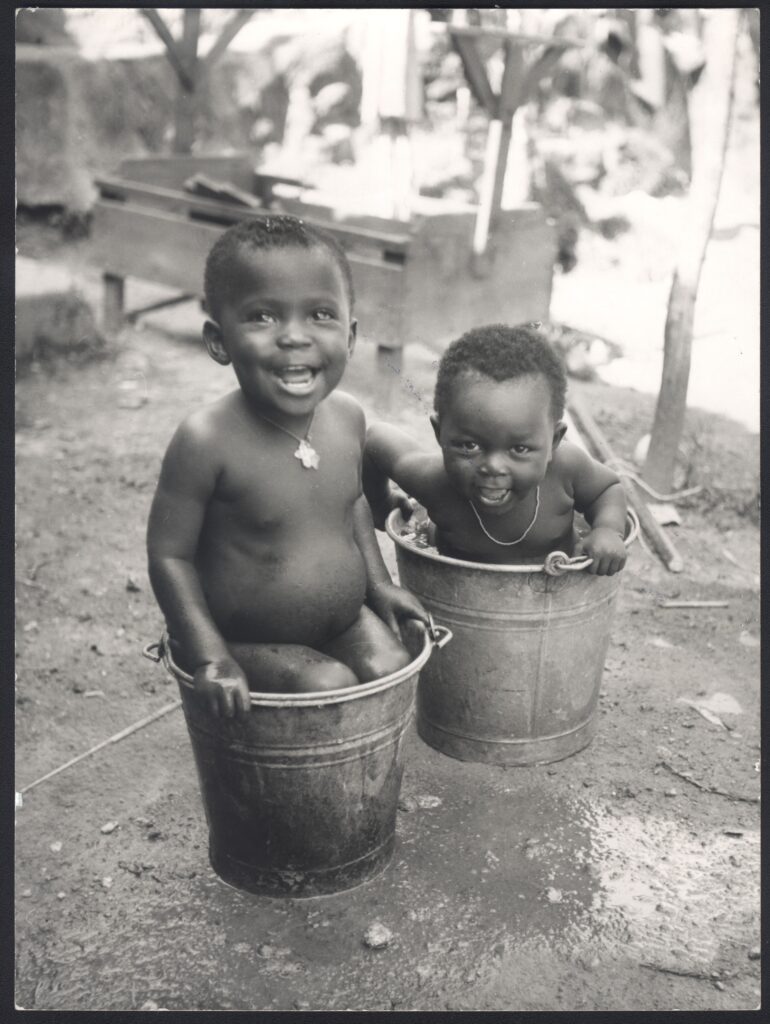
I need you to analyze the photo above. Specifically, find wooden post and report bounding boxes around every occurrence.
[103,273,125,335]
[487,39,524,230]
[643,9,741,493]
[451,26,577,275]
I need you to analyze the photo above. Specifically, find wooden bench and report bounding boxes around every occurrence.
[90,153,555,406]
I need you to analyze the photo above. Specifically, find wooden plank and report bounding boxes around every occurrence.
[404,208,554,347]
[90,202,406,344]
[449,25,581,48]
[118,154,255,192]
[277,197,413,241]
[183,173,262,209]
[91,202,220,295]
[519,44,568,105]
[450,32,497,116]
[95,177,413,253]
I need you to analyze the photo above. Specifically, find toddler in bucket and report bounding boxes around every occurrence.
[364,324,628,572]
[147,215,427,718]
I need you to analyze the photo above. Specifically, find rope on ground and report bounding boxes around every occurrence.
[659,760,760,805]
[18,699,183,798]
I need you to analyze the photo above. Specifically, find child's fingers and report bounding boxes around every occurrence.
[219,687,236,718]
[399,496,416,518]
[233,686,250,719]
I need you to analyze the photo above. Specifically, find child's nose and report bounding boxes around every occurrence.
[277,316,311,347]
[479,452,509,476]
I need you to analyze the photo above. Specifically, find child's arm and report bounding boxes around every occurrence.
[146,420,250,718]
[352,494,429,631]
[562,443,628,575]
[363,421,435,529]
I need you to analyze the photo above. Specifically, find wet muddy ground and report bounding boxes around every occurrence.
[14,297,760,1010]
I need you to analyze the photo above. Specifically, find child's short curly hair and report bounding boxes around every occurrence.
[434,323,567,421]
[203,214,355,321]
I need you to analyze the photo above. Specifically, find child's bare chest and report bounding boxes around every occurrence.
[214,428,362,525]
[427,473,575,561]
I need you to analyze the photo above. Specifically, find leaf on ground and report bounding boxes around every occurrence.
[647,636,674,649]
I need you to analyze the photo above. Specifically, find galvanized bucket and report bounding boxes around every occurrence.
[387,510,638,767]
[145,620,450,897]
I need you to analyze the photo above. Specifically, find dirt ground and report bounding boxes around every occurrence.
[15,275,760,1011]
[14,88,761,1009]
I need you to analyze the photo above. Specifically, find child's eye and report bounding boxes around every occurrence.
[511,444,530,455]
[244,310,276,324]
[312,309,336,322]
[453,440,481,454]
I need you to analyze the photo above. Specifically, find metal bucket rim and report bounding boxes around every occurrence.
[386,508,638,574]
[158,622,441,708]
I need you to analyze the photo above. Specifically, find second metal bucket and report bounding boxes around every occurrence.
[146,621,450,897]
[388,510,637,767]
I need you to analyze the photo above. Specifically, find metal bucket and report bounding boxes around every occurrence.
[145,621,450,897]
[387,510,638,767]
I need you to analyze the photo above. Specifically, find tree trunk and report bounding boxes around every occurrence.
[643,9,741,493]
[173,9,201,154]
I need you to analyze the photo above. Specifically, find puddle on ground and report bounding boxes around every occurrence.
[444,785,760,975]
[18,782,760,1010]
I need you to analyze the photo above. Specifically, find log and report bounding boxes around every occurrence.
[568,391,684,573]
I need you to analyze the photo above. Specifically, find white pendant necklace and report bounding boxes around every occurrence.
[469,486,540,546]
[256,411,319,469]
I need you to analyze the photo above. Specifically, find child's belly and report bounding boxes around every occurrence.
[198,534,368,647]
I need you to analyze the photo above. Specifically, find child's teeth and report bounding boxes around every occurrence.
[280,368,313,383]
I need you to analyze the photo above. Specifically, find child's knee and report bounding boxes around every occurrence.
[359,641,411,682]
[295,660,359,693]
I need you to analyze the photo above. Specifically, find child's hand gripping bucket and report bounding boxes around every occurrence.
[387,510,639,766]
[144,618,450,896]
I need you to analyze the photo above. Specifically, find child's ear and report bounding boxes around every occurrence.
[429,412,441,443]
[347,319,358,358]
[203,321,230,365]
[552,420,568,450]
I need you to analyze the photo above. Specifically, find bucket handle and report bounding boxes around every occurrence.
[542,508,640,576]
[427,613,452,649]
[142,642,162,663]
[144,618,452,707]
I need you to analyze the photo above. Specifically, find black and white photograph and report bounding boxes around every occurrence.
[14,6,760,1013]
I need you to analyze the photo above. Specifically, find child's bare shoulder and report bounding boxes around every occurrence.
[325,390,366,439]
[173,391,240,448]
[548,438,593,488]
[553,438,591,470]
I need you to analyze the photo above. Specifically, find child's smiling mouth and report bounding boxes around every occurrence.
[273,365,319,394]
[475,486,512,507]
